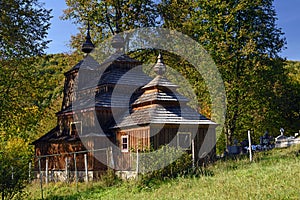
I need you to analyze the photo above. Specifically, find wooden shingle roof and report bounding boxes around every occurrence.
[132,88,189,106]
[114,54,216,129]
[113,104,214,128]
[142,76,178,90]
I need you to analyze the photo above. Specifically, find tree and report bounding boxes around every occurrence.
[0,138,32,200]
[63,0,289,146]
[278,61,300,134]
[0,1,51,196]
[0,54,82,142]
[0,0,51,195]
[0,0,52,141]
[0,54,82,199]
[189,0,286,144]
[63,0,158,52]
[0,0,51,59]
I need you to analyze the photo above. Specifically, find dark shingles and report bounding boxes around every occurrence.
[114,104,215,129]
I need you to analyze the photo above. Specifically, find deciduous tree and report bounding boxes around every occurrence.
[63,0,158,51]
[190,0,286,144]
[0,0,51,141]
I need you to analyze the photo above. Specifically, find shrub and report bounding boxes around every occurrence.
[100,169,121,187]
[0,138,32,199]
[137,145,194,188]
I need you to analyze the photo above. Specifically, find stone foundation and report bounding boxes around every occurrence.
[34,170,105,182]
[115,171,137,180]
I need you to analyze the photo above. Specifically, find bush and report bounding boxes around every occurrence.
[137,145,194,187]
[0,138,32,199]
[100,169,121,187]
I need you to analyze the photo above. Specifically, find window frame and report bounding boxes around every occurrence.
[177,132,192,150]
[121,135,129,152]
[70,121,82,136]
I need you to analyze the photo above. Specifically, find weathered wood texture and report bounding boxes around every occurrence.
[33,53,217,178]
[34,139,110,171]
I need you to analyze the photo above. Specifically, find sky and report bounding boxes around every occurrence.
[43,0,300,61]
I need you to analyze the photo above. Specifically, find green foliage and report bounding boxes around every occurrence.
[137,145,195,188]
[216,132,227,155]
[25,145,300,200]
[62,0,298,146]
[100,169,121,187]
[0,1,53,197]
[0,138,32,200]
[0,54,81,143]
[0,0,51,58]
[279,61,300,134]
[62,0,158,52]
[189,0,287,143]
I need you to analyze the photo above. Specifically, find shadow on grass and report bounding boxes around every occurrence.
[44,187,105,200]
[45,194,81,200]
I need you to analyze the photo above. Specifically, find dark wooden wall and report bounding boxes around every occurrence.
[114,124,216,169]
[116,127,150,151]
[34,139,110,171]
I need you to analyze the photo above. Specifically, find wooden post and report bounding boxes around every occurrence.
[248,130,253,162]
[65,157,68,182]
[106,147,109,168]
[73,153,78,190]
[45,159,49,184]
[110,147,114,168]
[84,154,88,183]
[136,149,139,179]
[191,139,195,168]
[121,153,123,173]
[11,166,14,180]
[28,162,31,183]
[38,158,44,200]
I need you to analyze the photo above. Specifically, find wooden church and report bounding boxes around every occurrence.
[32,28,217,180]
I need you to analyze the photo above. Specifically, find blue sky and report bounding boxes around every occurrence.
[44,0,300,61]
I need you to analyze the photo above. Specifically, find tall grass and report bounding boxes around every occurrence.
[25,145,300,200]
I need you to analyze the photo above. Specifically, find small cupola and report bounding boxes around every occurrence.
[153,53,166,76]
[81,21,95,54]
[111,27,125,52]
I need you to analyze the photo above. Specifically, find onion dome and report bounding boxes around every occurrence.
[81,21,95,54]
[111,27,124,50]
[153,53,166,76]
[111,34,125,49]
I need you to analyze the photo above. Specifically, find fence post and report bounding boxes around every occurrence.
[136,149,139,179]
[248,130,253,162]
[109,146,114,168]
[11,166,14,180]
[38,158,44,200]
[45,159,49,184]
[65,157,69,182]
[73,153,78,191]
[192,139,195,168]
[28,162,31,183]
[84,154,88,183]
[106,147,109,168]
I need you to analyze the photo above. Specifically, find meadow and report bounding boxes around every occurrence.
[26,145,300,200]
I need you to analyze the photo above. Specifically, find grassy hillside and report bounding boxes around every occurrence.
[26,145,300,200]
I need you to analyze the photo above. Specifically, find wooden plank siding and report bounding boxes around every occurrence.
[114,124,216,170]
[116,127,150,151]
[34,139,110,172]
[150,124,215,162]
[194,127,216,163]
[115,127,150,170]
[34,142,86,171]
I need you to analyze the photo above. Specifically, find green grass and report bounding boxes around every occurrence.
[25,145,300,200]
